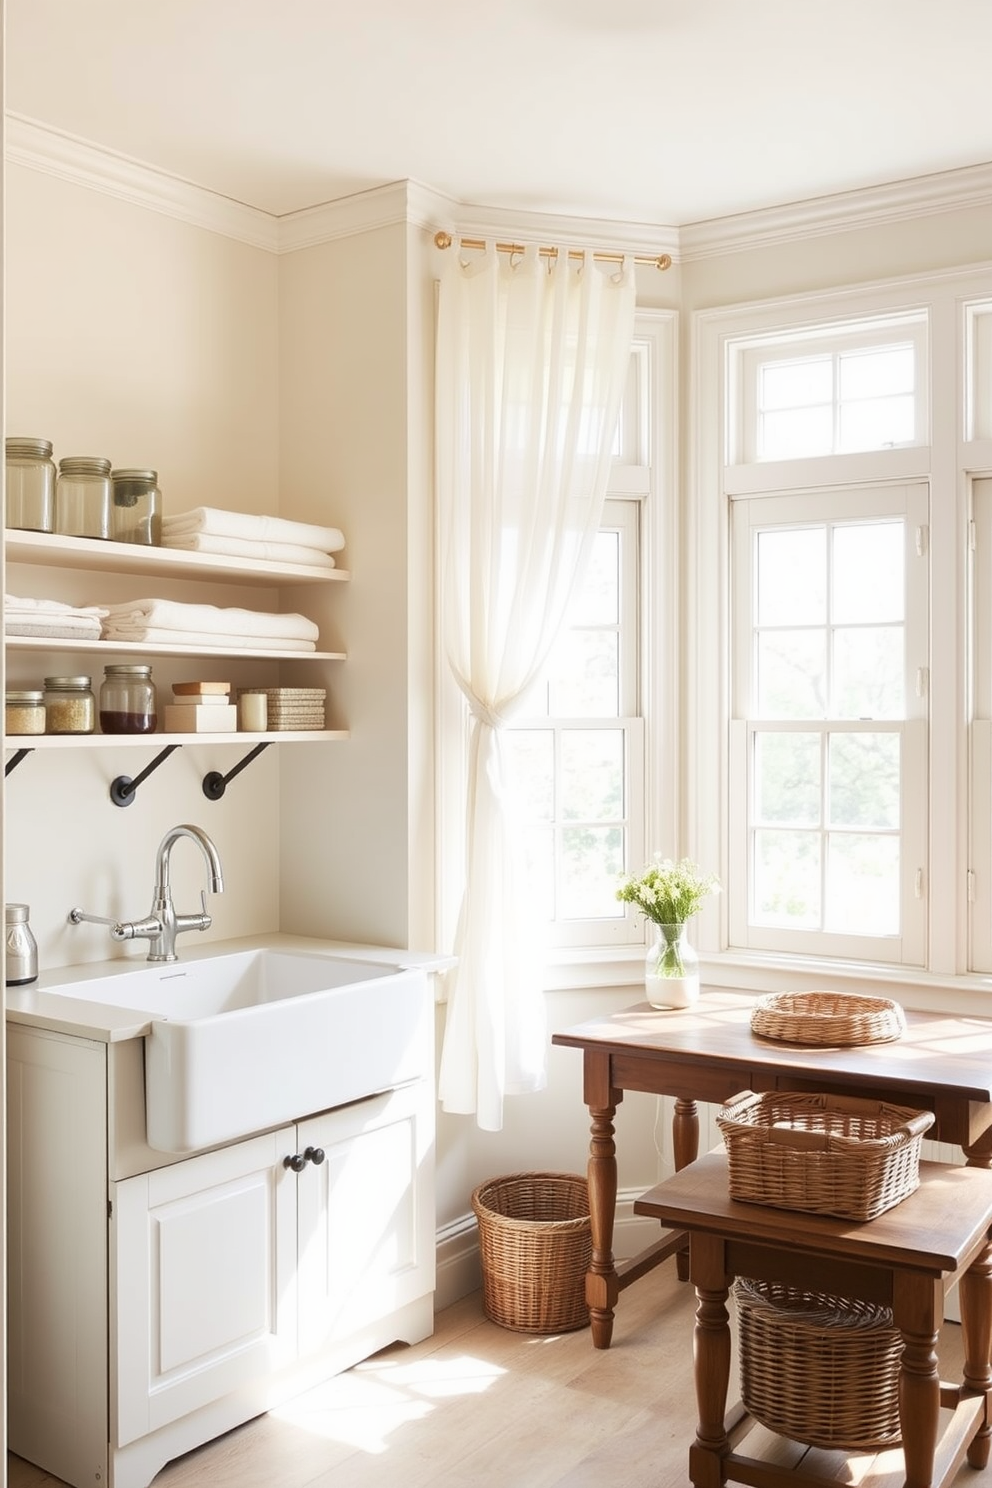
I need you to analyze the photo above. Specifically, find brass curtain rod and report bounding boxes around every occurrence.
[434,230,672,272]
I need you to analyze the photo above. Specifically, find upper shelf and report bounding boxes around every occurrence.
[4,530,349,586]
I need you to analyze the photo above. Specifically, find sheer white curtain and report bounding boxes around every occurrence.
[435,242,636,1131]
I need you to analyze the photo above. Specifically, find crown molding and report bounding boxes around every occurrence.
[276,177,455,253]
[679,160,992,261]
[5,113,280,251]
[7,111,990,267]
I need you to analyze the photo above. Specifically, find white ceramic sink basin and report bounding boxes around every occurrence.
[46,948,432,1154]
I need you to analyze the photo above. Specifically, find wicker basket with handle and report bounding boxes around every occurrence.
[735,1277,903,1450]
[716,1090,934,1220]
[471,1172,591,1334]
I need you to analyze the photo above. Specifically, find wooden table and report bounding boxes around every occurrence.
[634,1151,992,1488]
[552,990,992,1348]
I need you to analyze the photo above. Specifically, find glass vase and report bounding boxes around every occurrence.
[645,922,699,1009]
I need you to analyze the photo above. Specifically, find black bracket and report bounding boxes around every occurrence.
[5,747,34,777]
[110,745,182,808]
[202,742,271,800]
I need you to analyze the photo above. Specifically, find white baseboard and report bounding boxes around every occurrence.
[433,1189,661,1314]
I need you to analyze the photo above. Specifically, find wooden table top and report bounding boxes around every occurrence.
[552,990,992,1104]
[634,1151,992,1273]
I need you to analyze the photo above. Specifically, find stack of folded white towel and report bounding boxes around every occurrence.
[6,593,108,641]
[161,507,345,569]
[101,599,320,651]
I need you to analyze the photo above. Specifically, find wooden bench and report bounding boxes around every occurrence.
[634,1153,992,1488]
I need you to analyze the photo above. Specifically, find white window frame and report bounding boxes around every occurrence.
[728,483,930,966]
[690,266,992,1005]
[729,312,929,466]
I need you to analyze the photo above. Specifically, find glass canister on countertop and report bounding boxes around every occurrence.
[44,675,96,734]
[5,437,56,532]
[111,468,161,545]
[99,664,157,734]
[55,455,112,540]
[5,904,38,986]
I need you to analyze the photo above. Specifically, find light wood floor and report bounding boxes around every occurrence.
[7,1262,980,1488]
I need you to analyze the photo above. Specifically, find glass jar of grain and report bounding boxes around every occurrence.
[43,675,96,734]
[5,690,46,735]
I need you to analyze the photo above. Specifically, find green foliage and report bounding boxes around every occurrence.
[616,855,720,927]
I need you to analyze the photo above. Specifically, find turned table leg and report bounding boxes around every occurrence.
[688,1234,732,1488]
[586,1101,620,1349]
[959,1233,992,1468]
[673,1097,700,1280]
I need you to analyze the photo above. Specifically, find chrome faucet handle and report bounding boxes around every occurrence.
[69,908,125,934]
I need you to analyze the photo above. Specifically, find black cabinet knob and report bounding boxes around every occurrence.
[283,1152,307,1172]
[304,1145,326,1165]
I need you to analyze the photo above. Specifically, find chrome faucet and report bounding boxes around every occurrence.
[70,823,224,963]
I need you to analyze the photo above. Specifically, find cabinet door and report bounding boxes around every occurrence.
[113,1126,297,1447]
[7,1028,110,1486]
[297,1081,435,1356]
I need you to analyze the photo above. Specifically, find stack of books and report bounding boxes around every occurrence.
[237,686,326,731]
[164,680,237,733]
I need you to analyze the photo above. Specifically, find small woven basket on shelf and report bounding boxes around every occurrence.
[750,990,906,1046]
[735,1277,903,1450]
[471,1172,591,1334]
[716,1090,934,1220]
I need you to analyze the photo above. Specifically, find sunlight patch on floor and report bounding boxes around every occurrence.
[268,1352,508,1453]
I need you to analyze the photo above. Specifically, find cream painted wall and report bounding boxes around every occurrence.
[275,223,413,947]
[4,165,283,969]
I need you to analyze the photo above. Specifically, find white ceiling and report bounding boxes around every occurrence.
[7,0,992,227]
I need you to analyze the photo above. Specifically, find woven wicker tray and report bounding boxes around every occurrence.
[750,990,906,1046]
[735,1278,903,1450]
[716,1090,934,1220]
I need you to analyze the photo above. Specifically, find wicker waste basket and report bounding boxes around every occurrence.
[735,1277,904,1451]
[471,1172,592,1334]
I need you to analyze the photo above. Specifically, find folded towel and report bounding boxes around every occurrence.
[101,599,319,644]
[162,507,345,553]
[6,615,104,640]
[5,594,107,639]
[6,593,108,618]
[100,626,317,652]
[161,532,336,568]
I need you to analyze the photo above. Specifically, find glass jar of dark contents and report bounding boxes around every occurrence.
[44,675,96,734]
[111,468,161,545]
[5,437,56,532]
[55,455,112,539]
[99,664,157,734]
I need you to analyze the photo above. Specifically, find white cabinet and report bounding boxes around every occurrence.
[7,1023,435,1488]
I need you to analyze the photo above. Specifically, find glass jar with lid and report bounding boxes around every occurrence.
[55,456,112,540]
[43,675,96,734]
[5,690,46,735]
[111,468,161,546]
[5,437,56,533]
[99,665,157,734]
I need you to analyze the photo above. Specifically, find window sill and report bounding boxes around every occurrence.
[539,944,992,1017]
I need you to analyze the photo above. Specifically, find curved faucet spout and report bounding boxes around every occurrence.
[156,824,225,895]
